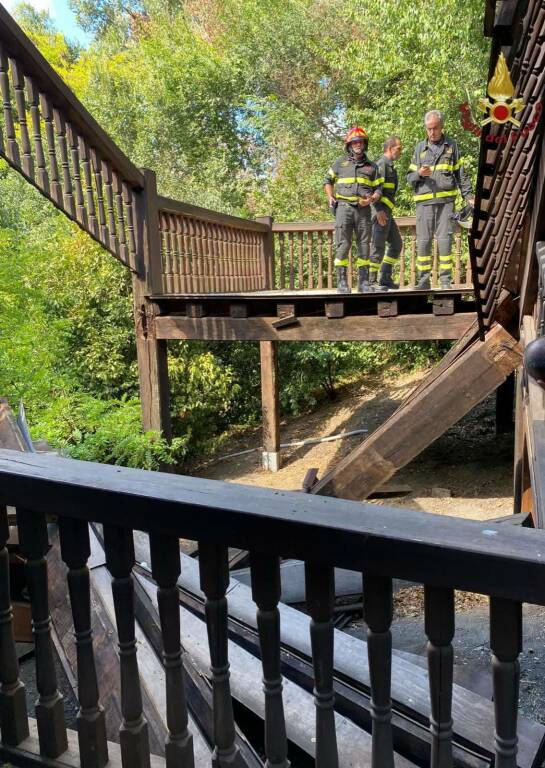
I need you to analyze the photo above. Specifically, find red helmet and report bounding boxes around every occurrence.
[345,126,369,149]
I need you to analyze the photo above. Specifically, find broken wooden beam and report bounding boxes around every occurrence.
[311,322,522,499]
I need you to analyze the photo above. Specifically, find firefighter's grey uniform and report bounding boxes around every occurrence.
[325,153,384,291]
[370,154,402,289]
[406,135,472,288]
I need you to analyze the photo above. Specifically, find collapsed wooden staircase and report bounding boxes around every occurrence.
[312,310,522,499]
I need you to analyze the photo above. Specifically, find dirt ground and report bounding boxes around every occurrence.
[193,368,514,520]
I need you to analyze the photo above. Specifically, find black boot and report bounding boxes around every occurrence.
[440,274,452,289]
[336,266,350,294]
[369,269,379,290]
[415,271,431,290]
[378,262,399,290]
[358,266,372,293]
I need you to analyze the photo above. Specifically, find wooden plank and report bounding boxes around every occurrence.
[0,718,167,768]
[378,300,398,318]
[6,450,545,605]
[135,572,417,768]
[311,323,522,500]
[155,314,476,342]
[271,314,298,329]
[325,301,345,319]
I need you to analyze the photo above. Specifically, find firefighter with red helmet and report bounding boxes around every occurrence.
[324,126,384,293]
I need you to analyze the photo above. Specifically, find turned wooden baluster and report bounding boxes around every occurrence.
[150,533,194,767]
[198,542,239,766]
[91,148,109,246]
[0,504,29,746]
[410,234,416,287]
[161,214,174,293]
[317,233,324,290]
[39,94,62,205]
[103,525,151,768]
[102,160,119,256]
[490,597,522,768]
[363,573,394,768]
[25,77,49,194]
[250,553,290,768]
[58,517,108,768]
[305,562,338,768]
[80,137,98,238]
[113,172,129,265]
[10,59,33,179]
[278,233,286,289]
[454,232,462,285]
[0,45,19,164]
[67,123,88,229]
[398,234,405,288]
[425,585,454,768]
[288,233,295,290]
[297,232,304,290]
[327,231,333,289]
[16,507,67,758]
[53,108,75,218]
[123,182,137,270]
[307,232,314,290]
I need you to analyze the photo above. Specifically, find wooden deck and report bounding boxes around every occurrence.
[150,287,477,342]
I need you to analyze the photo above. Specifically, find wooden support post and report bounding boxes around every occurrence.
[260,340,281,472]
[256,216,274,290]
[133,168,172,438]
[311,323,522,499]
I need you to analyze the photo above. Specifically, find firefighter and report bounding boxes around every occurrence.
[407,110,474,289]
[324,126,384,293]
[370,136,403,290]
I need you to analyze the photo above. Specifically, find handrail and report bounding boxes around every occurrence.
[158,195,269,233]
[0,450,543,602]
[272,216,417,232]
[0,4,142,188]
[0,449,543,767]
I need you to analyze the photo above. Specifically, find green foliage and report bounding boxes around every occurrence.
[0,1,485,468]
[32,394,188,470]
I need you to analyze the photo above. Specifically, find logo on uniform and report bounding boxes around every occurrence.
[459,52,541,142]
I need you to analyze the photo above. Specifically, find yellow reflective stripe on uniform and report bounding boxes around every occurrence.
[380,197,395,210]
[336,176,383,186]
[413,191,457,202]
[383,255,398,265]
[409,163,418,171]
[334,258,349,266]
[336,194,359,202]
[369,263,379,272]
[439,255,453,262]
[327,167,337,180]
[355,258,370,267]
[382,182,395,189]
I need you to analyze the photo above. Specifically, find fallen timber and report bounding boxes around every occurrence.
[312,319,522,499]
[130,538,545,768]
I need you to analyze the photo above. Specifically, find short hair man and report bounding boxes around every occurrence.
[324,126,384,293]
[370,136,403,290]
[406,110,474,289]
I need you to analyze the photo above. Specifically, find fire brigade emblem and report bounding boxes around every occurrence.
[478,52,525,126]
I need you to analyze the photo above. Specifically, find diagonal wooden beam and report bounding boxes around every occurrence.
[311,322,522,500]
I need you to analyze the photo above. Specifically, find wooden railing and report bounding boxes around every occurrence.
[272,218,473,292]
[0,449,544,767]
[157,197,271,294]
[0,5,144,271]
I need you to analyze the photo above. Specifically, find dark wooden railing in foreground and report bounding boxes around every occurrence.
[0,450,544,767]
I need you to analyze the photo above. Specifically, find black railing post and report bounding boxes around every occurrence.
[490,597,522,768]
[363,573,394,768]
[0,504,28,746]
[250,553,290,768]
[425,585,454,768]
[16,507,68,758]
[58,517,108,768]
